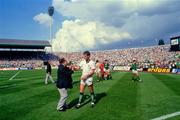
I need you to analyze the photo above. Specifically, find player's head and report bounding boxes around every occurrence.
[83,51,91,61]
[104,59,108,63]
[48,60,51,64]
[133,60,136,63]
[96,60,99,63]
[59,58,67,65]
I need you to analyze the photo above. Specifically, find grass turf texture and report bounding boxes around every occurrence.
[0,70,180,120]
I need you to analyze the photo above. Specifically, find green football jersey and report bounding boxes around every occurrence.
[131,63,137,70]
[176,62,180,68]
[104,63,109,70]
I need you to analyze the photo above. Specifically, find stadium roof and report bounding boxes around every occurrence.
[170,36,180,40]
[0,39,51,49]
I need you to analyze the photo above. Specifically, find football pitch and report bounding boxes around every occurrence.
[0,70,180,120]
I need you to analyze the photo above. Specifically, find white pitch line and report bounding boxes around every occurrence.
[151,111,180,120]
[9,71,21,80]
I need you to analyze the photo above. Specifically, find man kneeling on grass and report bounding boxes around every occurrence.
[56,58,74,111]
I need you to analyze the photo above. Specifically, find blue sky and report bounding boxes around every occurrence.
[0,0,60,40]
[0,0,180,52]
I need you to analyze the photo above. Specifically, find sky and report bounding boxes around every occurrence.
[0,0,180,52]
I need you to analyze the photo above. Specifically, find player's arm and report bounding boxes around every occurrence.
[74,61,83,71]
[87,68,95,77]
[73,65,81,71]
[81,62,95,80]
[81,69,95,80]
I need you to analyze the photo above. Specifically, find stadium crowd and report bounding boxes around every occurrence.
[0,51,58,68]
[0,45,179,69]
[56,45,180,69]
[0,60,43,68]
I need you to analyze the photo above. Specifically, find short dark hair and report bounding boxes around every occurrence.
[83,51,91,56]
[59,58,65,64]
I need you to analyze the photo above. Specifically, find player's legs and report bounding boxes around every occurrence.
[132,70,137,81]
[96,75,99,82]
[48,73,54,83]
[135,72,141,82]
[96,70,100,82]
[88,84,94,93]
[108,73,112,79]
[76,83,85,108]
[97,70,102,82]
[88,85,95,106]
[76,78,95,108]
[86,78,95,107]
[107,69,112,79]
[80,83,85,93]
[101,70,105,80]
[45,73,49,84]
[104,70,109,80]
[132,70,141,82]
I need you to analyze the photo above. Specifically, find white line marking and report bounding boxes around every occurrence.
[9,71,21,80]
[151,111,180,120]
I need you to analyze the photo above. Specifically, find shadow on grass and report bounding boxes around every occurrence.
[72,81,79,85]
[68,92,107,108]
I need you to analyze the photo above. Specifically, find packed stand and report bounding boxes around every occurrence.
[0,51,59,68]
[56,45,180,69]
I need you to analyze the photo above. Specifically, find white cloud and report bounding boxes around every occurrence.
[33,13,53,27]
[122,11,180,40]
[52,19,131,52]
[52,0,179,25]
[71,0,81,2]
[49,0,180,51]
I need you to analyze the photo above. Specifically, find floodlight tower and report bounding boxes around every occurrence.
[48,6,54,55]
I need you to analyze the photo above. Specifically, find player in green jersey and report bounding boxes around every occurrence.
[104,60,112,80]
[130,60,142,82]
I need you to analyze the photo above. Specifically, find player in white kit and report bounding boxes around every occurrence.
[75,51,96,108]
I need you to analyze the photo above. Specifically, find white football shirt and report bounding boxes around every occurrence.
[79,60,95,77]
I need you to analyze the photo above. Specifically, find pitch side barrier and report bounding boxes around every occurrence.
[0,67,33,71]
[113,66,143,72]
[145,68,180,74]
[0,66,58,71]
[113,66,180,74]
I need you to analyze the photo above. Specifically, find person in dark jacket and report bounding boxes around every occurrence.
[56,58,74,111]
[45,60,54,84]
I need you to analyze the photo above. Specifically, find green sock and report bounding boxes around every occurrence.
[78,93,84,104]
[137,76,140,81]
[91,92,95,103]
[132,76,135,80]
[133,76,137,81]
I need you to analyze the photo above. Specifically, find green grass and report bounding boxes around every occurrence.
[0,70,180,120]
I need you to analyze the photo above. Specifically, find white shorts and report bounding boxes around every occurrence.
[132,70,138,74]
[81,77,93,86]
